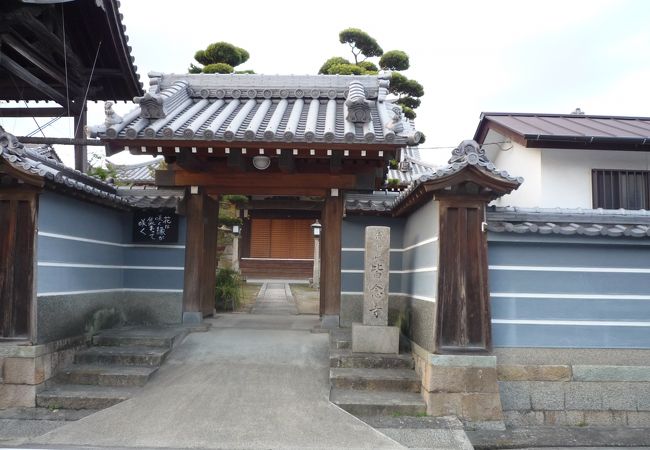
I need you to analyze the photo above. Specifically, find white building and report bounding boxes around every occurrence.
[474,112,650,209]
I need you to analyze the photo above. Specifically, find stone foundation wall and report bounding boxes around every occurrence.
[411,345,650,428]
[0,336,83,409]
[37,291,182,343]
[496,348,650,427]
[411,342,504,428]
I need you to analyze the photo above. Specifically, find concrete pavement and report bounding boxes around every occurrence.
[22,283,403,449]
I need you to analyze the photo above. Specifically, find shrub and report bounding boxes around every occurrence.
[215,268,242,311]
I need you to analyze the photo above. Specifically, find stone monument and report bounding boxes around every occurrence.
[352,226,399,354]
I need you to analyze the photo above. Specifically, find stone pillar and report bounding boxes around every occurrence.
[231,235,240,272]
[312,235,320,289]
[352,226,399,354]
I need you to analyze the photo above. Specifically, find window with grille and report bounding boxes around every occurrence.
[592,169,650,210]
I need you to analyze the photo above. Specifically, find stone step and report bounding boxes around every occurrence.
[56,364,158,387]
[92,327,187,348]
[330,348,414,369]
[74,346,170,366]
[36,384,138,410]
[330,368,421,392]
[330,388,426,416]
[330,329,352,349]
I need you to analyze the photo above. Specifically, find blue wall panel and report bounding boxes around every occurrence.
[488,235,650,348]
[37,192,186,295]
[38,266,123,293]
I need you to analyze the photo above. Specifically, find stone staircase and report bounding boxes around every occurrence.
[328,328,426,416]
[37,326,194,410]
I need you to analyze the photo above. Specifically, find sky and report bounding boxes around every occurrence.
[2,0,650,167]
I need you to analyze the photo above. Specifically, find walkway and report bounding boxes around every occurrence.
[27,283,403,449]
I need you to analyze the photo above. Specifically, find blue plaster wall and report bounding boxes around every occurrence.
[341,202,439,351]
[35,192,186,342]
[488,233,650,349]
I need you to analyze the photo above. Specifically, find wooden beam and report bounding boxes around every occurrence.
[205,186,329,197]
[157,170,361,190]
[74,108,87,172]
[320,194,343,317]
[227,150,246,171]
[0,107,68,117]
[14,136,105,146]
[2,34,71,89]
[330,150,343,173]
[278,149,295,173]
[0,51,68,107]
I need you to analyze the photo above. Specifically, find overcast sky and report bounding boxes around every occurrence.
[2,0,650,167]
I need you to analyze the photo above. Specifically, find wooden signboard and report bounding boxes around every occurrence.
[133,209,179,243]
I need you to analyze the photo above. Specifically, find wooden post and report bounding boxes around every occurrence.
[319,193,343,319]
[182,187,206,323]
[73,107,87,173]
[201,194,219,317]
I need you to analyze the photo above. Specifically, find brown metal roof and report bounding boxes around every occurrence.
[474,113,650,151]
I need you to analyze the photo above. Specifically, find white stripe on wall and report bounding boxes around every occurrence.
[491,292,650,301]
[342,236,438,253]
[489,265,650,274]
[38,231,186,249]
[341,291,436,302]
[38,288,184,297]
[341,267,437,274]
[492,319,650,327]
[38,262,184,270]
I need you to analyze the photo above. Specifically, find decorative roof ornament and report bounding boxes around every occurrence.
[345,80,371,123]
[134,92,165,119]
[385,106,404,134]
[448,140,489,166]
[0,126,25,156]
[104,101,123,126]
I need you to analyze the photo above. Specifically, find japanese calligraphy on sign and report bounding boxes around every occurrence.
[132,209,179,243]
[363,226,390,326]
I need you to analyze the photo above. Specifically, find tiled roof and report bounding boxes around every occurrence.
[475,112,650,143]
[89,72,422,147]
[117,185,182,209]
[25,144,62,164]
[345,191,399,213]
[386,147,438,187]
[487,206,650,238]
[109,158,163,184]
[392,140,523,209]
[0,128,178,210]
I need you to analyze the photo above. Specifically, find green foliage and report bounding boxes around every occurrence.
[357,61,378,73]
[189,41,251,74]
[339,28,383,62]
[203,42,249,67]
[222,194,248,205]
[215,268,242,311]
[218,214,242,228]
[386,178,400,187]
[389,159,398,169]
[327,63,366,75]
[188,63,202,74]
[401,106,415,120]
[379,50,409,71]
[235,70,256,74]
[396,96,421,109]
[87,153,117,181]
[319,56,351,74]
[203,63,234,74]
[320,29,424,118]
